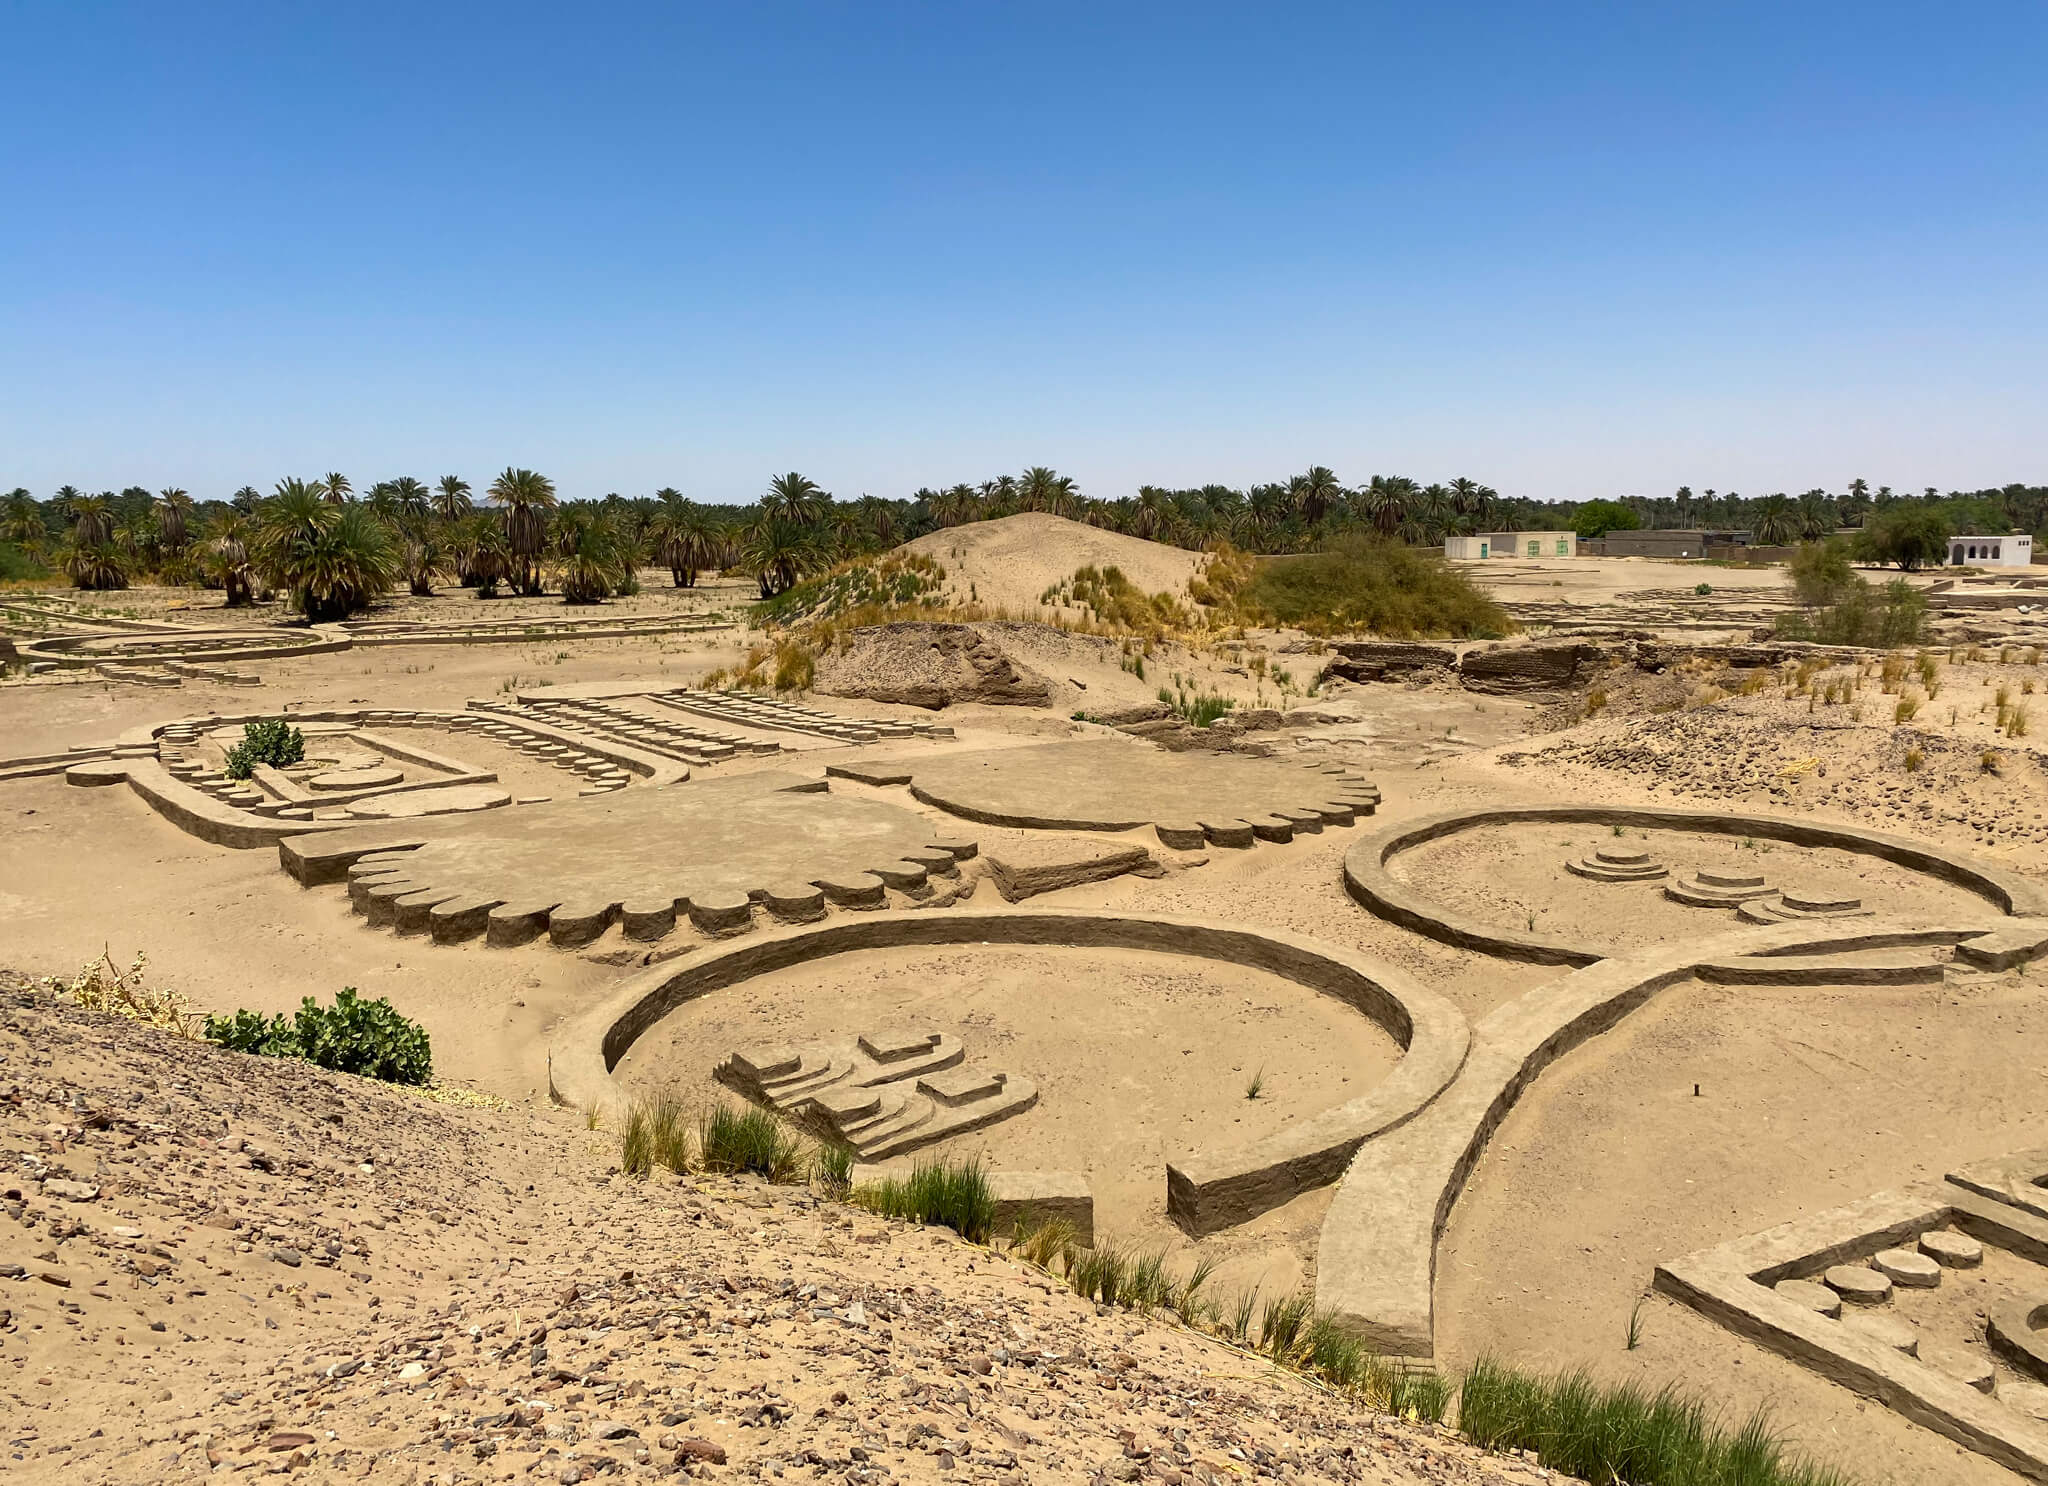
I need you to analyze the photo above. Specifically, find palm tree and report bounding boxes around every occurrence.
[487,467,558,596]
[3,489,43,550]
[64,491,115,548]
[1753,493,1799,545]
[63,531,129,590]
[231,485,263,514]
[399,524,447,596]
[1130,488,1169,541]
[321,472,352,505]
[1017,467,1060,514]
[201,510,257,606]
[738,515,819,599]
[153,488,194,553]
[646,496,721,588]
[1447,477,1482,524]
[551,506,633,603]
[1296,466,1343,528]
[761,472,828,528]
[1359,475,1414,539]
[1848,477,1869,505]
[433,475,473,523]
[1797,491,1832,542]
[253,479,398,620]
[453,513,512,597]
[1045,475,1081,519]
[386,476,431,524]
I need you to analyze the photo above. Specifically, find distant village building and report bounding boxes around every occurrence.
[1599,529,1750,559]
[1948,533,2034,568]
[1443,531,1577,560]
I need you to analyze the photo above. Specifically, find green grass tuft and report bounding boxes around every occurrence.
[619,1090,692,1178]
[851,1155,996,1243]
[697,1102,804,1182]
[1457,1357,1856,1486]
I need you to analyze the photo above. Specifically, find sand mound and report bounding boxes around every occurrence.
[900,513,1205,614]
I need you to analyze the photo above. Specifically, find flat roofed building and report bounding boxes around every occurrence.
[1601,528,1750,559]
[1948,533,2034,568]
[1444,531,1577,560]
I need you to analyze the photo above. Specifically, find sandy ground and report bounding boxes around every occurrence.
[900,514,1205,616]
[0,984,1535,1485]
[615,943,1399,1295]
[1434,966,2048,1486]
[9,561,2048,1482]
[1394,824,1996,954]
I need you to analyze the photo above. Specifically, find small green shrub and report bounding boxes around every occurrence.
[1693,582,1712,596]
[698,1102,804,1181]
[221,719,306,780]
[853,1155,996,1242]
[814,1140,855,1194]
[204,986,432,1085]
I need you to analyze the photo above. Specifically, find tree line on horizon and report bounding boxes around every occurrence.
[4,467,2043,617]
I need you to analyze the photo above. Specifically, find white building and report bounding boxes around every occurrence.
[1444,531,1577,560]
[1948,533,2034,568]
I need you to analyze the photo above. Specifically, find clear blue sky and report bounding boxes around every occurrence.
[3,2,2043,505]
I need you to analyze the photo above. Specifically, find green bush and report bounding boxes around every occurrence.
[221,719,306,780]
[1245,536,1512,638]
[204,986,432,1085]
[1572,499,1641,541]
[0,542,51,582]
[1853,506,1950,571]
[1776,575,1926,648]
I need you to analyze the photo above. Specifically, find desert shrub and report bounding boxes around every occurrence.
[1456,1358,1853,1486]
[0,541,51,582]
[204,986,432,1085]
[221,719,305,780]
[771,637,815,691]
[755,552,947,624]
[1243,536,1511,638]
[1065,564,1190,633]
[697,1102,803,1181]
[1787,539,1858,607]
[1157,679,1236,727]
[619,1089,692,1177]
[1775,576,1925,648]
[43,948,200,1036]
[853,1155,995,1242]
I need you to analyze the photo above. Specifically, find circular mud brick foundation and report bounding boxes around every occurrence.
[1922,1344,1995,1392]
[1920,1230,1984,1268]
[1773,1279,1841,1317]
[345,784,512,819]
[1824,1264,1892,1305]
[1874,1247,1943,1288]
[1841,1310,1918,1355]
[309,765,403,792]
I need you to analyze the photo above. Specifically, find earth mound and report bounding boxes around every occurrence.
[899,512,1204,613]
[0,979,1527,1484]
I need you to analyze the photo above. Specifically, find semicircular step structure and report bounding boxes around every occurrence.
[1737,890,1875,924]
[1666,869,1776,907]
[1564,845,1670,882]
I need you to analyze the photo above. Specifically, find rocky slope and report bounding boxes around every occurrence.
[0,982,1550,1485]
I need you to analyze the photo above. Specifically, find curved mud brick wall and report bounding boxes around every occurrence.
[20,629,352,668]
[1315,915,2025,1357]
[1345,803,2048,965]
[65,707,686,850]
[549,908,1468,1235]
[341,617,734,647]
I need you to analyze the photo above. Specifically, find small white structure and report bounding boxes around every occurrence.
[1445,531,1577,560]
[1949,533,2034,568]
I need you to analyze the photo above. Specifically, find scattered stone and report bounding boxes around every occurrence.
[1773,1279,1841,1317]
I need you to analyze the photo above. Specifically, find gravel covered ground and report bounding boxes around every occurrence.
[0,983,1556,1486]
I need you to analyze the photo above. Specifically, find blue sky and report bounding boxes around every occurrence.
[3,2,2043,505]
